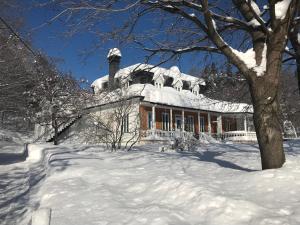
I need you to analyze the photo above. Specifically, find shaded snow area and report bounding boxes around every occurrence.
[0,144,83,225]
[7,140,297,225]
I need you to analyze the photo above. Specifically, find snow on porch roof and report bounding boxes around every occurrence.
[130,84,253,113]
[91,63,206,90]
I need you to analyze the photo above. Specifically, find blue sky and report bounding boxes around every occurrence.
[22,1,226,83]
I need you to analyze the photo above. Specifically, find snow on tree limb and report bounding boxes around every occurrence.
[275,0,293,20]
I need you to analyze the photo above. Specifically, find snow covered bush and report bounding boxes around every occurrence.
[172,136,199,152]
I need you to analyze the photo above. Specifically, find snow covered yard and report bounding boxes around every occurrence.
[28,140,300,225]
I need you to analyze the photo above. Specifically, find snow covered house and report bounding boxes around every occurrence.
[88,48,256,143]
[35,48,256,144]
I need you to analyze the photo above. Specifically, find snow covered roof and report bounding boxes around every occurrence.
[91,76,108,93]
[91,63,205,91]
[107,48,122,58]
[92,83,252,114]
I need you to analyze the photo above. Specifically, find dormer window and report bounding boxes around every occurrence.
[191,84,200,96]
[175,86,182,92]
[155,81,163,88]
[153,73,165,88]
[172,79,183,92]
[124,81,130,89]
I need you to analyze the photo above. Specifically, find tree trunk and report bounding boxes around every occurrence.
[52,113,58,145]
[249,74,285,170]
[53,125,58,145]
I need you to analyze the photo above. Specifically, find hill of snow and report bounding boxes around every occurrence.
[23,141,300,225]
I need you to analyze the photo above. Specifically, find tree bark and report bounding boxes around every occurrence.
[52,113,58,145]
[248,41,286,169]
[250,80,285,169]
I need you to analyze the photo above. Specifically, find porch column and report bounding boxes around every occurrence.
[208,113,211,134]
[152,105,156,130]
[217,114,222,134]
[198,111,201,135]
[244,114,247,132]
[170,108,173,131]
[182,110,185,131]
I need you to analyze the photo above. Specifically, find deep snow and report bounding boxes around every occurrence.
[22,140,300,225]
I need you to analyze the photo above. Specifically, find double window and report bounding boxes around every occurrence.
[186,115,194,132]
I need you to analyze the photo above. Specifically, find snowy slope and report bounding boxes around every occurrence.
[31,141,300,225]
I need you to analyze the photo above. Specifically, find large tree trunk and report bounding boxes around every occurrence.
[250,83,285,169]
[248,48,286,169]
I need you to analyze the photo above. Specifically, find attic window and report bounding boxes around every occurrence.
[175,86,182,92]
[124,81,130,88]
[155,81,163,88]
[192,90,198,95]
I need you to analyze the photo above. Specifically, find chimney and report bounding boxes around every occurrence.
[107,48,121,90]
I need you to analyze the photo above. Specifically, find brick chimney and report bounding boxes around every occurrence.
[107,48,121,90]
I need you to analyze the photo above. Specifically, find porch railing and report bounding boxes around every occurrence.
[141,129,257,142]
[217,131,257,141]
[140,129,195,139]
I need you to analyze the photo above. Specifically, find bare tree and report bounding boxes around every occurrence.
[0,16,37,131]
[86,88,141,151]
[286,2,300,94]
[29,55,85,145]
[38,0,298,169]
[280,69,300,135]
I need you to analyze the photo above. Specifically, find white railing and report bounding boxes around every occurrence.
[141,129,257,142]
[220,131,257,142]
[141,129,194,140]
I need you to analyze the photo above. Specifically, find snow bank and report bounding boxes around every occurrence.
[33,140,300,225]
[26,144,48,163]
[31,208,51,225]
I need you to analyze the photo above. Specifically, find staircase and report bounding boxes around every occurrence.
[33,116,81,143]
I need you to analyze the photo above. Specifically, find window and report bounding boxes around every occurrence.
[155,82,163,88]
[186,115,194,132]
[162,112,170,131]
[122,114,129,133]
[175,115,181,130]
[225,119,231,132]
[200,116,205,132]
[147,111,152,129]
[175,86,182,92]
[124,81,130,88]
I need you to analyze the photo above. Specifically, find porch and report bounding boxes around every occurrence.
[139,103,257,142]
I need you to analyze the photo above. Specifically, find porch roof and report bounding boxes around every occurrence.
[129,84,252,114]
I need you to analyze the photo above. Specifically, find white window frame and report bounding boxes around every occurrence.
[186,115,194,132]
[200,116,205,132]
[122,114,129,133]
[162,112,170,131]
